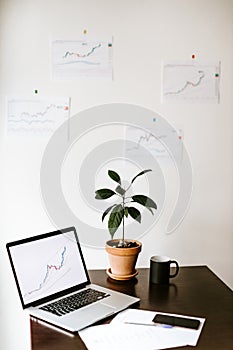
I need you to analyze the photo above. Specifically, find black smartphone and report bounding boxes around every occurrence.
[152,314,200,330]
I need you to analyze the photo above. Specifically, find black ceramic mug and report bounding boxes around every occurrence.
[150,255,179,284]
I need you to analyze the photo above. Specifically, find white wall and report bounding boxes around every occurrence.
[0,0,233,348]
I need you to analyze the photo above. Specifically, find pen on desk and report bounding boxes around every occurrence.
[124,321,173,328]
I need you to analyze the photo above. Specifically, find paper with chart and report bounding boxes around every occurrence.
[79,309,205,350]
[79,324,188,350]
[124,124,184,166]
[7,96,70,135]
[51,38,113,79]
[162,60,220,103]
[111,309,205,347]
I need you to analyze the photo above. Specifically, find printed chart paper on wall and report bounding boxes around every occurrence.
[124,125,184,167]
[7,96,70,136]
[51,38,113,79]
[162,61,220,103]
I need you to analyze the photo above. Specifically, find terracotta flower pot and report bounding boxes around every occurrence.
[105,239,142,280]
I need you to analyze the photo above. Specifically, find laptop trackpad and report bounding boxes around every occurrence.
[91,303,116,316]
[89,302,116,319]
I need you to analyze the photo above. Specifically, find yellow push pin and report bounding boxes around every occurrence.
[83,29,87,35]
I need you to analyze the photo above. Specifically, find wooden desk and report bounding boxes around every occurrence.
[31,266,233,350]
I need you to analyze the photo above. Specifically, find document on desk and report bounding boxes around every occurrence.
[79,309,205,350]
[79,323,189,350]
[111,309,205,347]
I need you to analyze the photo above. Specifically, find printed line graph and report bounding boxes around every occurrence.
[162,61,220,103]
[63,43,102,60]
[52,38,113,79]
[7,97,70,135]
[126,131,167,151]
[9,104,57,124]
[24,246,67,298]
[164,70,205,96]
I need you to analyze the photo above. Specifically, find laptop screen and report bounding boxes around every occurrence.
[6,227,90,308]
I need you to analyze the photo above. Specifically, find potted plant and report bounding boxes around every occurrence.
[95,169,157,280]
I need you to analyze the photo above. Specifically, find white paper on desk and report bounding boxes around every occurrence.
[111,309,205,347]
[79,323,189,350]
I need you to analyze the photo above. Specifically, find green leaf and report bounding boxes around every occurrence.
[131,169,152,184]
[131,194,157,211]
[115,185,126,196]
[108,204,124,238]
[108,170,121,184]
[95,188,116,200]
[102,204,117,222]
[124,207,128,217]
[128,207,141,223]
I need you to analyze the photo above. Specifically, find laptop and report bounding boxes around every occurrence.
[6,226,140,333]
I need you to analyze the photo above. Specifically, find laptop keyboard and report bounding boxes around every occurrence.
[40,288,110,317]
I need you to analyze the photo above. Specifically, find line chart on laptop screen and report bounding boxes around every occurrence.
[10,231,87,304]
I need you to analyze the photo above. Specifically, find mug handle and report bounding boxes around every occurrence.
[169,260,179,278]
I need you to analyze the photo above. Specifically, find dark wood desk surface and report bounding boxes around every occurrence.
[31,266,233,350]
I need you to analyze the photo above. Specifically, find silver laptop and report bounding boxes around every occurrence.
[6,226,140,333]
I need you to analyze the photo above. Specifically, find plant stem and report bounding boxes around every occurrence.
[125,183,132,192]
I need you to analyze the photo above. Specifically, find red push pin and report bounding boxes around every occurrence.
[191,54,196,60]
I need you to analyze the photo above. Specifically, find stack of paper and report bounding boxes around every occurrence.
[79,309,205,350]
